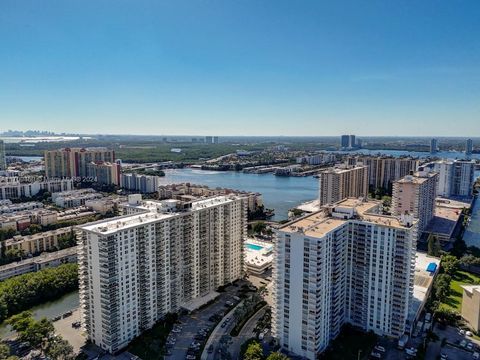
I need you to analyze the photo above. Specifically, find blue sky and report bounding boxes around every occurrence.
[0,0,479,136]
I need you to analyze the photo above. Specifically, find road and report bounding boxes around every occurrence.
[229,305,268,360]
[169,288,242,360]
[201,302,244,360]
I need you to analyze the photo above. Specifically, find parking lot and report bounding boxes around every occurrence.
[166,282,246,360]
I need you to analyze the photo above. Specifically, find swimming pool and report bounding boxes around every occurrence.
[246,244,264,251]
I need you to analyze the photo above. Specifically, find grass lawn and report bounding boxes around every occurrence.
[440,271,480,312]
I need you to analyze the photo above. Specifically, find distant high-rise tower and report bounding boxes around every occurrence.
[0,140,6,171]
[213,136,219,144]
[340,135,349,148]
[349,135,356,148]
[466,139,473,155]
[205,136,213,144]
[318,165,369,206]
[430,138,438,154]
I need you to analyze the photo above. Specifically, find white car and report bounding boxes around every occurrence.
[467,331,473,337]
[370,352,381,359]
[374,346,386,353]
[460,329,466,335]
[473,352,479,359]
[461,340,468,348]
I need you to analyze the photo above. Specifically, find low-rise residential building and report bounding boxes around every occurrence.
[0,209,58,231]
[424,198,469,246]
[52,188,103,208]
[1,227,74,257]
[0,177,73,200]
[461,285,480,332]
[0,200,43,214]
[0,246,78,281]
[244,239,274,275]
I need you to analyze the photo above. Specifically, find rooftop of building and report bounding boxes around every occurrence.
[409,252,441,323]
[79,195,242,235]
[460,285,480,295]
[279,198,414,237]
[0,246,78,272]
[4,227,73,246]
[320,164,367,174]
[395,171,438,185]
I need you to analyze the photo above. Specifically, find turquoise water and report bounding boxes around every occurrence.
[160,168,319,220]
[246,244,264,251]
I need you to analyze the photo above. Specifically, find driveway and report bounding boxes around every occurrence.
[168,284,244,360]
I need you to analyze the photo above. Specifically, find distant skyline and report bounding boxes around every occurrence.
[1,1,479,136]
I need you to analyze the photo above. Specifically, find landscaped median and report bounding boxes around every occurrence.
[230,297,267,337]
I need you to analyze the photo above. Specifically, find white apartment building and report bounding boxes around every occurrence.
[77,195,247,353]
[273,198,417,359]
[0,177,73,200]
[392,171,438,233]
[430,160,475,198]
[52,188,102,208]
[121,173,159,193]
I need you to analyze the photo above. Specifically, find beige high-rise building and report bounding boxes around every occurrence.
[44,147,115,178]
[346,156,420,191]
[318,165,368,206]
[392,171,438,233]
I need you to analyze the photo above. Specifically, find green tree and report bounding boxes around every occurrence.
[266,353,289,360]
[0,264,78,322]
[442,255,459,276]
[252,222,267,235]
[46,337,74,360]
[434,274,451,300]
[427,235,441,257]
[243,341,263,360]
[57,231,77,250]
[0,344,10,359]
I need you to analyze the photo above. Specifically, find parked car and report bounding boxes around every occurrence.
[374,345,386,353]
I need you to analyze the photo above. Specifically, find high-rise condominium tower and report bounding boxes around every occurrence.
[272,198,417,359]
[466,139,473,155]
[77,195,247,353]
[345,156,420,190]
[318,165,369,206]
[392,170,438,233]
[44,147,115,178]
[0,140,6,171]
